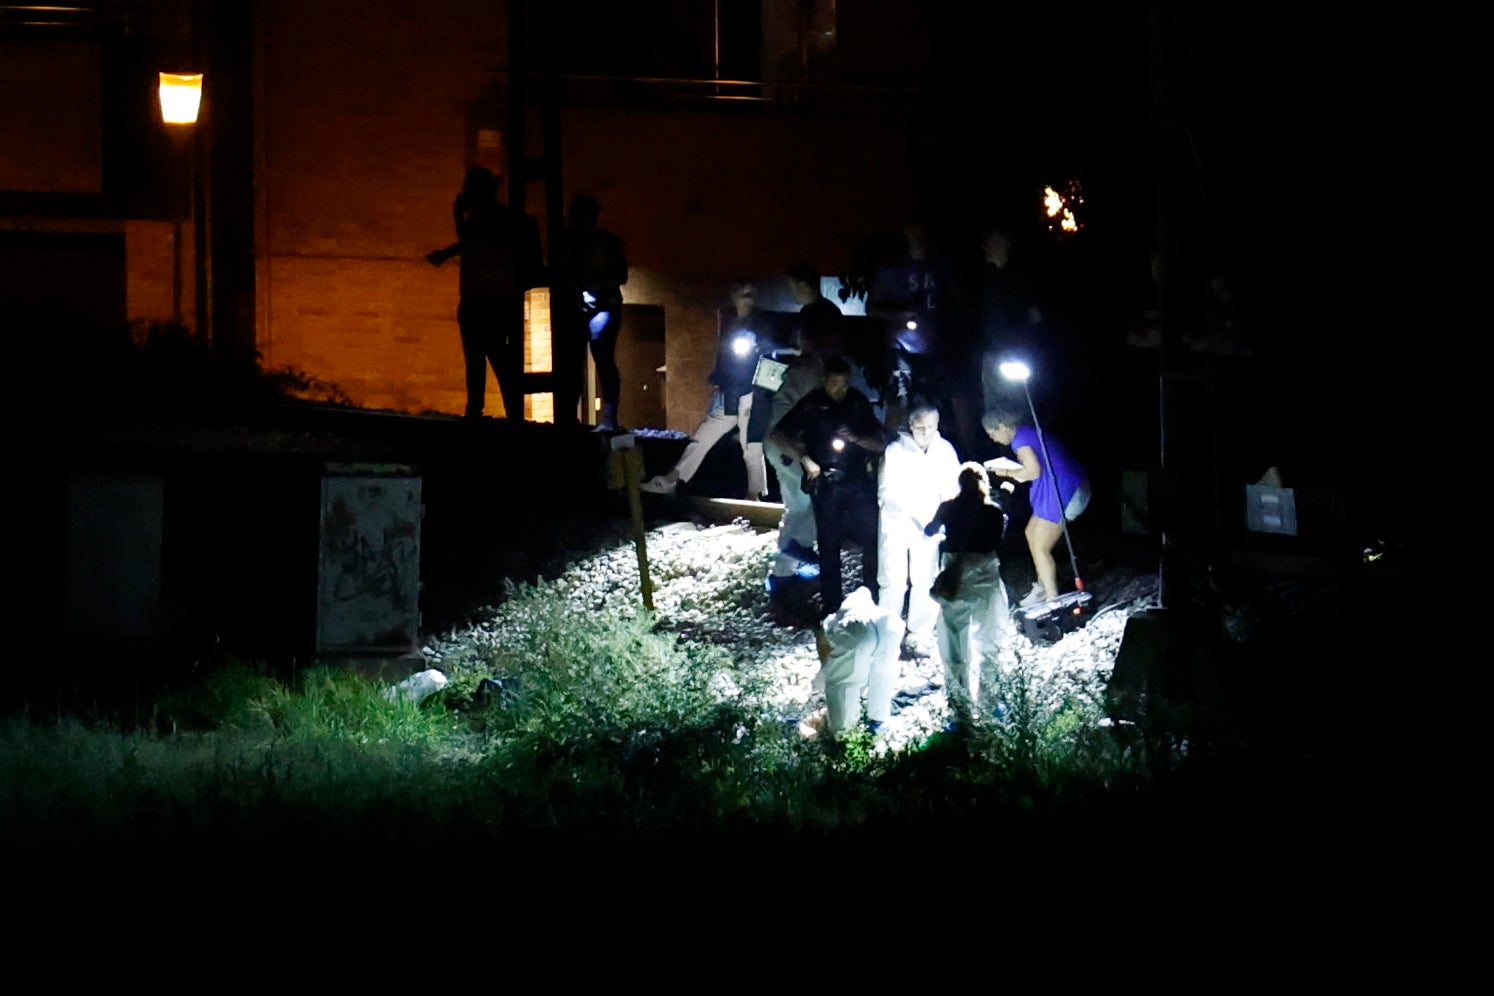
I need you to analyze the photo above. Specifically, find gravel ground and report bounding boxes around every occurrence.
[421,518,1162,752]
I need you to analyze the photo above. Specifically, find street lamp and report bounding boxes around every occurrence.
[158,72,202,331]
[158,72,203,124]
[998,358,1085,594]
[158,72,201,327]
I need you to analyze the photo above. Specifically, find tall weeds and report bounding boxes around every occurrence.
[2,581,1196,870]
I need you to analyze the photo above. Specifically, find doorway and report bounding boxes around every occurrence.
[600,303,666,430]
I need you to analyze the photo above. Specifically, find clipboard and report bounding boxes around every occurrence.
[751,355,790,391]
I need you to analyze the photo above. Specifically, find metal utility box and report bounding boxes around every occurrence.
[316,465,422,654]
[65,472,164,644]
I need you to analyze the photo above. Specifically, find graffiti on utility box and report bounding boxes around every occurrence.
[317,472,422,653]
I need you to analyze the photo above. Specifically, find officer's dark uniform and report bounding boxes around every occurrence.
[773,383,886,614]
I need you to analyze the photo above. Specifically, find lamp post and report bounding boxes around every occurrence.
[158,72,202,332]
[998,358,1085,594]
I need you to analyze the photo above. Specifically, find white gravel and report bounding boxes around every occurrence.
[421,518,1162,753]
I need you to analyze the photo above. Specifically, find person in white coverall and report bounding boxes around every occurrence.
[816,586,902,737]
[763,290,843,582]
[924,462,1012,727]
[877,403,961,657]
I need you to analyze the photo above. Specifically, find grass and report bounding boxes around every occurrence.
[2,489,1384,885]
[0,581,1345,884]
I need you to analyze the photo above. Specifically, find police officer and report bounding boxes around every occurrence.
[768,355,890,615]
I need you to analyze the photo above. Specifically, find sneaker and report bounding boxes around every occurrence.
[772,550,819,580]
[766,571,814,596]
[904,634,935,659]
[782,539,819,564]
[639,473,678,494]
[1019,583,1048,608]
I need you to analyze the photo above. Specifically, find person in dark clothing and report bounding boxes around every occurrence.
[552,193,629,430]
[924,461,1013,725]
[971,226,1047,414]
[868,220,959,432]
[426,166,544,420]
[788,262,844,351]
[643,282,780,498]
[768,355,890,615]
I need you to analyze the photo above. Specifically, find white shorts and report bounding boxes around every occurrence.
[1064,479,1091,522]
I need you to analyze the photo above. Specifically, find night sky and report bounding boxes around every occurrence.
[918,4,1402,500]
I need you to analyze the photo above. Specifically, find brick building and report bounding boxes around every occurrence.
[3,0,944,433]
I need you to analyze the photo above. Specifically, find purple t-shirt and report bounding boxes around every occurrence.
[1012,424,1085,523]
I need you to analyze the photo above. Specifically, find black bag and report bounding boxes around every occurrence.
[932,563,960,600]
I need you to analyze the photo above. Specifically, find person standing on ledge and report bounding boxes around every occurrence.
[553,193,629,431]
[426,166,543,420]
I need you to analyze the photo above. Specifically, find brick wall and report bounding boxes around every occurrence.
[258,0,506,416]
[256,1,920,429]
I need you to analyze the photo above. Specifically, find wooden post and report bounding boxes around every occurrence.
[608,434,654,610]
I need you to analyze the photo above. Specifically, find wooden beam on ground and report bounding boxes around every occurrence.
[683,496,784,531]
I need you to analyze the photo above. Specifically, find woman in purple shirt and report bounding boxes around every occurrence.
[981,408,1090,606]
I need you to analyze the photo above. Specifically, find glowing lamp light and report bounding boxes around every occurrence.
[731,332,756,357]
[831,438,846,452]
[158,72,203,125]
[905,319,918,331]
[998,359,1031,383]
[1043,185,1064,217]
[1042,181,1084,236]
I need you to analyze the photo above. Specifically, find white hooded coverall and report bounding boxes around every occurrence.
[816,586,902,735]
[877,429,961,643]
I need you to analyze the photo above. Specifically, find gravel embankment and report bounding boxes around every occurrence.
[421,519,1162,751]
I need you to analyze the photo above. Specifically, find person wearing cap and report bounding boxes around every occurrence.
[769,355,891,615]
[643,282,778,498]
